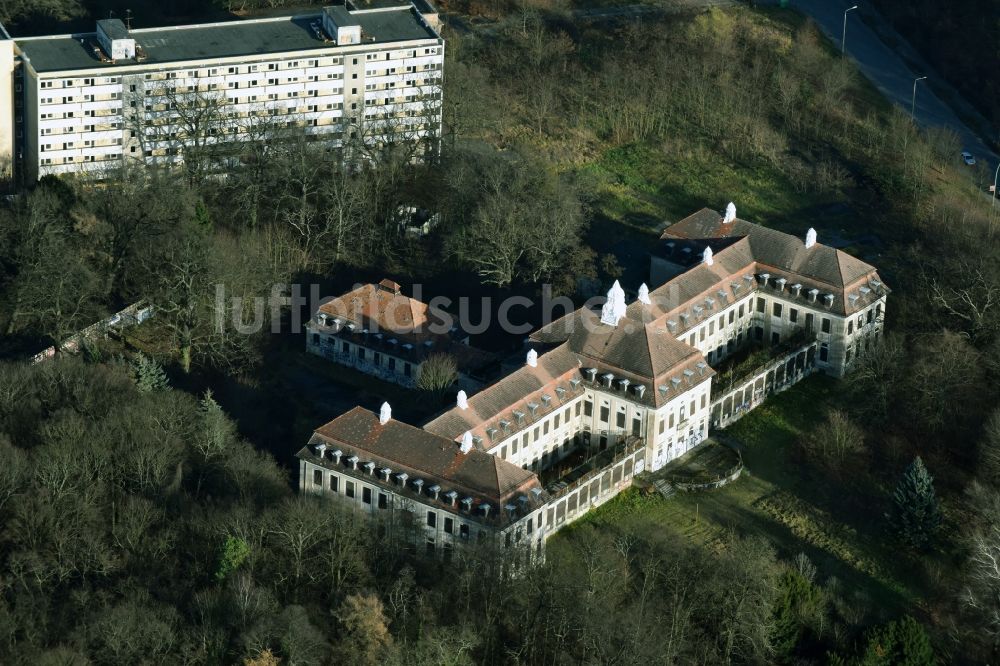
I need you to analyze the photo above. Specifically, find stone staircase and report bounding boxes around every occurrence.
[653,479,677,499]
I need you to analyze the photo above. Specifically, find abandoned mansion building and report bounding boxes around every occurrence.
[297,204,888,556]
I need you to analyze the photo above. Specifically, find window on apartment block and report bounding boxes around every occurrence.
[848,320,853,335]
[460,524,470,539]
[584,400,593,417]
[511,439,518,455]
[346,481,355,498]
[543,421,549,435]
[773,303,782,317]
[756,297,765,313]
[575,402,582,417]
[789,308,798,323]
[729,310,735,324]
[329,475,338,493]
[632,417,641,437]
[427,511,436,528]
[771,332,780,345]
[616,410,626,429]
[362,487,372,504]
[822,318,831,334]
[554,413,560,428]
[819,343,829,362]
[501,445,508,458]
[444,517,453,534]
[378,492,387,509]
[600,405,610,423]
[313,469,322,486]
[708,321,714,335]
[754,326,764,341]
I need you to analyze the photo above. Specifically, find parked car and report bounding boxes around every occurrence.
[961,151,977,166]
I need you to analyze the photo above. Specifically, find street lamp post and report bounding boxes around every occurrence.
[910,76,927,121]
[842,5,859,54]
[992,161,999,210]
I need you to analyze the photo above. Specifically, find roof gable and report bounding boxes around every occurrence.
[313,407,539,501]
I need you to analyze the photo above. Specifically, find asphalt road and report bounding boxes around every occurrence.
[791,0,997,173]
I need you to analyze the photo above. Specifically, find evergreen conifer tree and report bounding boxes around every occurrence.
[131,352,169,393]
[887,457,941,550]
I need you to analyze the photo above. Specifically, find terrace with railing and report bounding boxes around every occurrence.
[710,332,819,429]
[540,433,646,532]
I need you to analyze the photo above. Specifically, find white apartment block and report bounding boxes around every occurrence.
[297,204,888,558]
[0,0,443,182]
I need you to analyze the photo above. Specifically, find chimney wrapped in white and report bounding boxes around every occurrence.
[637,283,651,305]
[724,202,736,223]
[805,228,817,249]
[460,431,474,454]
[379,402,391,425]
[600,280,627,327]
[456,390,469,410]
[526,349,538,368]
[702,246,714,266]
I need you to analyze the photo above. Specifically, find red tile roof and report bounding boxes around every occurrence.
[318,282,436,339]
[310,406,541,504]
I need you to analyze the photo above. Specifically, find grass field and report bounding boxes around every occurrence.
[558,375,941,623]
[582,141,831,230]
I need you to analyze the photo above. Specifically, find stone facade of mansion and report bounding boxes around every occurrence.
[297,204,888,556]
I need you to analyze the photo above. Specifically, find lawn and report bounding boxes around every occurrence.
[557,374,938,622]
[581,141,827,231]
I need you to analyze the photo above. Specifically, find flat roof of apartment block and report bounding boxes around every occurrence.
[17,5,438,73]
